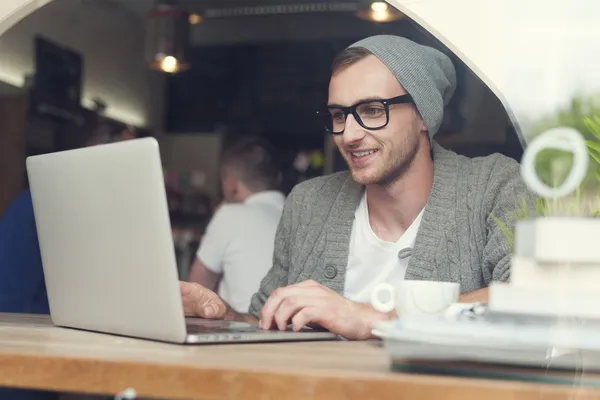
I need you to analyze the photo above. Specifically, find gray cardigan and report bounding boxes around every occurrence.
[249,142,531,317]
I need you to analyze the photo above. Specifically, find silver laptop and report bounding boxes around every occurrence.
[26,138,337,344]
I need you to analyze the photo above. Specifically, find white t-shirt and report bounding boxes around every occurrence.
[196,191,285,312]
[344,192,424,303]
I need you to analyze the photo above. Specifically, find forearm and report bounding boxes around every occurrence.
[458,287,489,303]
[189,259,223,293]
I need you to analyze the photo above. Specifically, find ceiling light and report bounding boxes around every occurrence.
[159,56,180,74]
[145,3,191,74]
[356,1,404,23]
[188,13,203,24]
[371,2,389,12]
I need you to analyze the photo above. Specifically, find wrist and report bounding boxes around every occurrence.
[223,305,238,321]
[361,304,394,340]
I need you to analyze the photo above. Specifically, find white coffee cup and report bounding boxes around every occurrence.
[370,280,460,317]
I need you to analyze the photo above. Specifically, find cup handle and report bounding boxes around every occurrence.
[370,282,396,313]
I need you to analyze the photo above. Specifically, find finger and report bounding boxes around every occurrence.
[274,295,327,331]
[273,297,305,331]
[291,307,323,332]
[181,282,199,316]
[260,285,323,329]
[180,281,225,318]
[180,281,196,296]
[259,287,288,330]
[202,301,227,319]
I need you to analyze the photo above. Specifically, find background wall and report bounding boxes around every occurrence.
[0,0,165,128]
[0,94,29,214]
[162,133,224,199]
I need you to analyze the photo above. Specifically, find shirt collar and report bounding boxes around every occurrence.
[244,190,286,206]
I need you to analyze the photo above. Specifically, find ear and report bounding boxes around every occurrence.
[411,108,428,135]
[418,116,428,134]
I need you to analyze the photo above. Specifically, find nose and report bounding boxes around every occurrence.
[342,114,366,144]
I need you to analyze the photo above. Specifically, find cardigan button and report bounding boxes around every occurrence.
[324,265,337,279]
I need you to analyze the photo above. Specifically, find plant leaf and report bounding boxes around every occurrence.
[596,166,600,181]
[534,197,548,217]
[587,140,600,153]
[519,198,528,219]
[489,213,515,251]
[588,146,600,165]
[585,117,600,140]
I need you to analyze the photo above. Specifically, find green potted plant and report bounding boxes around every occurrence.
[492,115,600,253]
[487,115,600,319]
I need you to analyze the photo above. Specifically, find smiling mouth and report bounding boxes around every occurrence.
[350,149,378,158]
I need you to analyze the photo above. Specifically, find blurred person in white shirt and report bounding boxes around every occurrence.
[188,137,285,312]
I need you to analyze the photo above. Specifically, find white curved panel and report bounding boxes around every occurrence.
[388,0,600,143]
[0,0,50,88]
[0,0,51,36]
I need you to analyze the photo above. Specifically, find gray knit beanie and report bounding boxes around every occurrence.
[348,35,456,137]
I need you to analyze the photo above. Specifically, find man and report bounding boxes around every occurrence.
[180,35,531,339]
[0,122,135,400]
[188,137,285,313]
[0,123,135,314]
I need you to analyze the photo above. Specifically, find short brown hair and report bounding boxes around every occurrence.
[221,137,281,192]
[86,121,135,147]
[331,46,372,74]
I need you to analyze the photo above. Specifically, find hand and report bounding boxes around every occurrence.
[180,281,228,319]
[259,280,390,340]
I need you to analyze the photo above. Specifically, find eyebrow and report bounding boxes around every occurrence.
[327,96,387,108]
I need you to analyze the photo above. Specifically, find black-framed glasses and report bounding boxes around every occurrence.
[316,94,414,135]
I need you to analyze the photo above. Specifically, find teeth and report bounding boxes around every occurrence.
[352,150,375,157]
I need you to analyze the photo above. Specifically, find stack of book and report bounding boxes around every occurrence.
[373,218,600,380]
[489,217,600,319]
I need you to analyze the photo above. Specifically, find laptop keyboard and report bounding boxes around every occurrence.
[185,318,260,334]
[184,318,322,334]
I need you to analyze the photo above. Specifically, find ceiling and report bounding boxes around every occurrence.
[113,0,412,45]
[118,0,361,18]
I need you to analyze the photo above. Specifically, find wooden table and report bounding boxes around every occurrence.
[0,313,598,400]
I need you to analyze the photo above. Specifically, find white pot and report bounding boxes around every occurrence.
[515,217,600,263]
